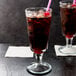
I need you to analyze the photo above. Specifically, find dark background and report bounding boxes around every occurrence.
[0,1,76,76]
[0,0,75,46]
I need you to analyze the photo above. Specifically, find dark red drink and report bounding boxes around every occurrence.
[60,3,76,39]
[26,10,52,54]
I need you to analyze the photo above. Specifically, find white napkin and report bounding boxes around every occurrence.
[5,46,33,57]
[54,45,76,56]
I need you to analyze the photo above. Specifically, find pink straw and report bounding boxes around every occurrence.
[46,0,52,11]
[73,0,76,4]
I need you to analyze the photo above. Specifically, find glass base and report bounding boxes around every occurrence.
[59,46,76,54]
[27,62,52,75]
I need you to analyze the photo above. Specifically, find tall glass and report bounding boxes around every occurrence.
[59,1,76,54]
[25,7,52,74]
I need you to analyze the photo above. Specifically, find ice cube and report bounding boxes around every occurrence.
[38,10,44,14]
[32,12,37,17]
[37,13,44,18]
[26,11,33,17]
[36,10,44,18]
[67,4,71,8]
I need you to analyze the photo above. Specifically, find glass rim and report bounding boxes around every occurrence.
[25,7,52,13]
[59,1,73,8]
[59,1,72,5]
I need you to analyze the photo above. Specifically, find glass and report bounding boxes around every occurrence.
[25,7,52,74]
[59,1,76,54]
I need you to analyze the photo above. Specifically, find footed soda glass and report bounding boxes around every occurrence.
[25,7,52,74]
[59,1,76,54]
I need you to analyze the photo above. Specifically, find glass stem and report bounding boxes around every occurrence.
[66,37,73,48]
[35,53,43,64]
